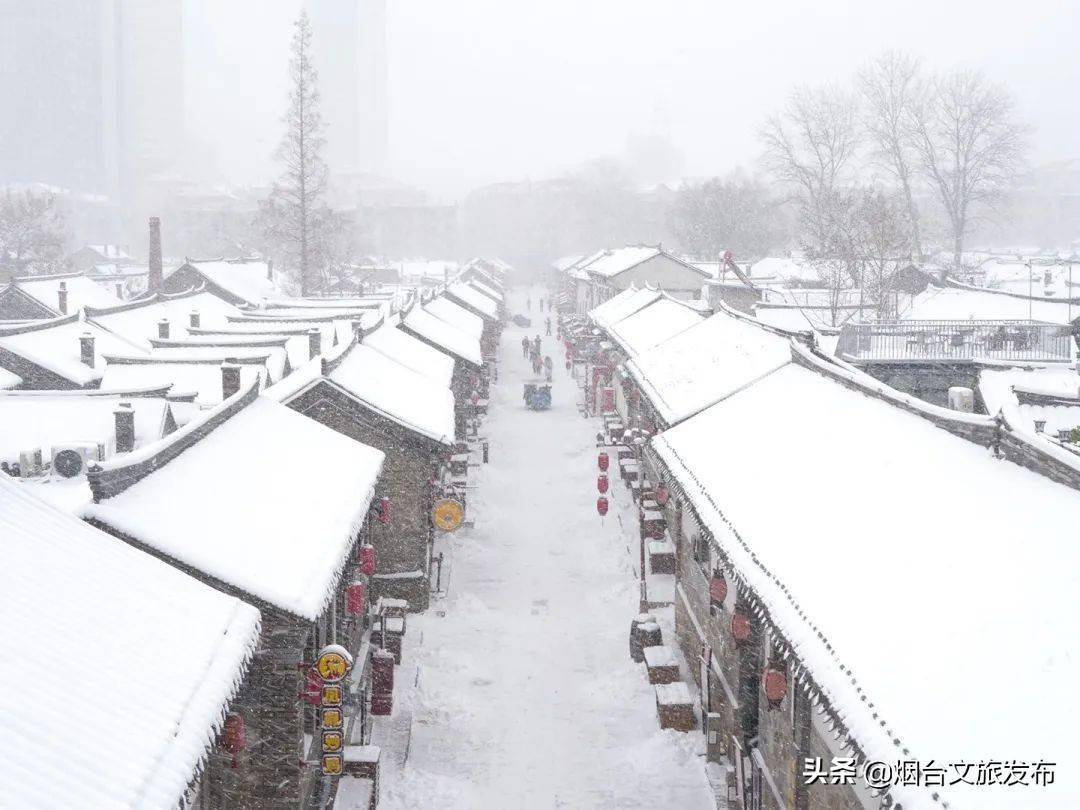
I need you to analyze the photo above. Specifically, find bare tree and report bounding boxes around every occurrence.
[0,190,68,277]
[858,51,924,259]
[760,85,861,253]
[668,172,786,260]
[260,12,329,296]
[909,68,1027,279]
[857,189,914,317]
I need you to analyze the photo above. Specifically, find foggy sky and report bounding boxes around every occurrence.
[184,0,1080,198]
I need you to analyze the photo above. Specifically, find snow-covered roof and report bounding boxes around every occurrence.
[143,346,287,383]
[170,260,277,305]
[401,308,482,367]
[88,291,241,349]
[8,272,122,313]
[605,297,704,356]
[753,303,853,332]
[425,296,484,340]
[653,361,1080,808]
[746,256,819,284]
[627,308,793,426]
[0,393,170,463]
[581,246,662,278]
[100,359,265,406]
[153,334,309,374]
[328,345,455,444]
[553,254,584,272]
[0,475,260,810]
[902,285,1079,324]
[84,396,385,620]
[0,316,146,386]
[466,278,504,303]
[446,282,499,319]
[588,286,663,331]
[979,365,1080,439]
[363,322,455,388]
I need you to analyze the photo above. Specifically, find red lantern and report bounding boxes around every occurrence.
[597,451,610,472]
[597,473,609,494]
[223,712,247,768]
[731,609,751,643]
[358,544,376,576]
[377,496,391,524]
[709,572,728,606]
[764,666,788,707]
[655,484,670,506]
[346,581,367,616]
[596,496,609,516]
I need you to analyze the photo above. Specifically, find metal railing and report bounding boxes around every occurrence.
[836,319,1075,363]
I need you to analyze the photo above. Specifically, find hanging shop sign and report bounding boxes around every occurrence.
[316,644,353,776]
[432,498,465,533]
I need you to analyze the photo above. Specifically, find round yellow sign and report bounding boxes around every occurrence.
[432,498,465,533]
[315,646,352,682]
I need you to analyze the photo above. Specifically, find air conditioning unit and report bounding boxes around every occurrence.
[51,442,104,479]
[18,448,44,478]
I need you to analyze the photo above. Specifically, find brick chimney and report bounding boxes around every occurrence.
[148,216,163,293]
[79,332,95,367]
[308,328,322,359]
[189,310,200,329]
[57,281,68,314]
[114,402,135,454]
[158,318,170,339]
[221,361,241,400]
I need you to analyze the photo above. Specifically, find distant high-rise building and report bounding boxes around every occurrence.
[306,0,389,177]
[0,0,183,198]
[117,0,185,193]
[0,0,120,194]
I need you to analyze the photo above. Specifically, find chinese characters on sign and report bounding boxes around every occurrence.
[802,757,1056,789]
[315,645,354,776]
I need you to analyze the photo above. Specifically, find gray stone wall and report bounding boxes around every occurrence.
[287,383,437,610]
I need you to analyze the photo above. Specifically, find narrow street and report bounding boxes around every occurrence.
[373,288,715,809]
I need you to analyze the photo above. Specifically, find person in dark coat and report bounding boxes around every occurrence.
[533,335,542,355]
[543,355,553,381]
[521,336,530,358]
[545,317,551,335]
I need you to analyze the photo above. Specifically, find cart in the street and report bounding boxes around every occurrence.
[523,380,552,410]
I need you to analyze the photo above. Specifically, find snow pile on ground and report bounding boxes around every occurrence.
[0,474,260,810]
[85,396,385,620]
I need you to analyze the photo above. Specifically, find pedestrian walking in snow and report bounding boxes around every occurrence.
[532,354,543,376]
[527,296,531,310]
[543,355,553,382]
[521,337,529,358]
[533,335,542,355]
[539,296,545,310]
[545,317,551,335]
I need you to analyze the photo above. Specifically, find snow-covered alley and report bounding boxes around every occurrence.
[363,288,716,809]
